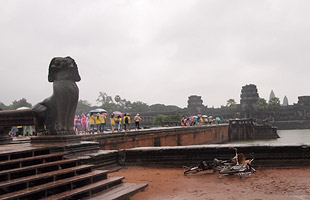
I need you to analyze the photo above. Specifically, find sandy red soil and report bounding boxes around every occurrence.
[111,166,310,200]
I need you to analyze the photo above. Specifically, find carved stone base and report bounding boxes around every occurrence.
[31,135,81,144]
[0,136,12,145]
[0,127,13,145]
[36,130,76,136]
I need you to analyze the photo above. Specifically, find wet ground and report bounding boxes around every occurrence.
[111,166,310,200]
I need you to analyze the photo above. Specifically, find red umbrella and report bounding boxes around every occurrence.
[112,111,123,117]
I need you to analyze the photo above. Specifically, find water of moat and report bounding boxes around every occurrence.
[228,129,310,145]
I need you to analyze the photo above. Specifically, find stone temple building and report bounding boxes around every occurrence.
[185,84,310,122]
[282,96,289,106]
[133,84,310,127]
[240,84,259,118]
[187,95,204,116]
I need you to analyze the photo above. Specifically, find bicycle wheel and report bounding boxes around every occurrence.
[184,166,201,175]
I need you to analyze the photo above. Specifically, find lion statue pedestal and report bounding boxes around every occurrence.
[31,56,82,143]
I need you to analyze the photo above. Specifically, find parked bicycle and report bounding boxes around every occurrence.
[219,147,256,178]
[183,147,256,178]
[183,157,234,175]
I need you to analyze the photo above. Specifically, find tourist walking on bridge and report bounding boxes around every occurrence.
[181,116,186,126]
[123,114,131,131]
[89,114,96,133]
[117,115,122,132]
[81,113,87,133]
[99,113,106,133]
[110,114,116,133]
[95,113,101,133]
[134,113,142,130]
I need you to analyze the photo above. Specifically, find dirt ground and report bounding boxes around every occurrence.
[110,166,310,200]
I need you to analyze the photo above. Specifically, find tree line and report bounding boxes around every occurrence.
[0,92,182,115]
[77,92,181,115]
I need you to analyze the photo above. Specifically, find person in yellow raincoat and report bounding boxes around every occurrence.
[95,113,101,133]
[110,114,116,133]
[99,113,106,133]
[117,115,122,132]
[89,114,96,133]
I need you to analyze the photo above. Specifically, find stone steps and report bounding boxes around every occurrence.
[0,158,78,181]
[0,152,66,171]
[0,165,93,194]
[0,144,147,200]
[0,147,52,161]
[43,176,125,200]
[0,170,111,200]
[89,182,148,200]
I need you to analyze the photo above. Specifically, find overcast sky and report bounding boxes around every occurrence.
[1,0,309,109]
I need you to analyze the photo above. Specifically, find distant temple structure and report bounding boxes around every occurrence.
[282,96,289,106]
[269,90,275,101]
[240,84,259,118]
[132,84,310,128]
[187,95,204,116]
[185,84,310,122]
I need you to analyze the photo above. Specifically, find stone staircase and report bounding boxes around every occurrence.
[0,146,147,200]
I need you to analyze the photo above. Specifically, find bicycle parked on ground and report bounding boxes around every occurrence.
[183,147,256,178]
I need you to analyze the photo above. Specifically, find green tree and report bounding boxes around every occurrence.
[149,104,166,111]
[226,99,237,111]
[254,97,268,119]
[153,115,169,126]
[9,98,32,110]
[164,105,180,112]
[0,102,8,110]
[114,95,121,103]
[152,112,182,126]
[149,104,180,112]
[167,112,183,121]
[96,92,114,104]
[256,98,268,112]
[268,97,280,116]
[95,91,180,115]
[130,101,149,113]
[76,100,93,115]
[96,92,118,114]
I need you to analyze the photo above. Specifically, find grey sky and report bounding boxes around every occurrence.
[1,0,309,108]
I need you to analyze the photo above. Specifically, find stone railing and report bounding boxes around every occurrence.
[0,109,34,144]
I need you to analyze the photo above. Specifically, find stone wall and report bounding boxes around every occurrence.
[81,125,229,150]
[120,144,310,167]
[228,119,279,141]
[81,121,278,150]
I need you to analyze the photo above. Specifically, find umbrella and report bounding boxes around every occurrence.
[95,108,107,113]
[89,109,100,113]
[202,115,208,118]
[16,107,31,110]
[216,117,221,121]
[112,111,123,117]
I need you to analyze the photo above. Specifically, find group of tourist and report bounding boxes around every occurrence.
[109,113,143,133]
[74,112,143,134]
[180,115,221,127]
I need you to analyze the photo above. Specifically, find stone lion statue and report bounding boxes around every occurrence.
[33,56,81,135]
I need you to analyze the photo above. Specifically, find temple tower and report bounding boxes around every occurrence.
[240,84,259,118]
[187,95,204,116]
[269,90,275,102]
[297,96,310,119]
[282,96,289,106]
